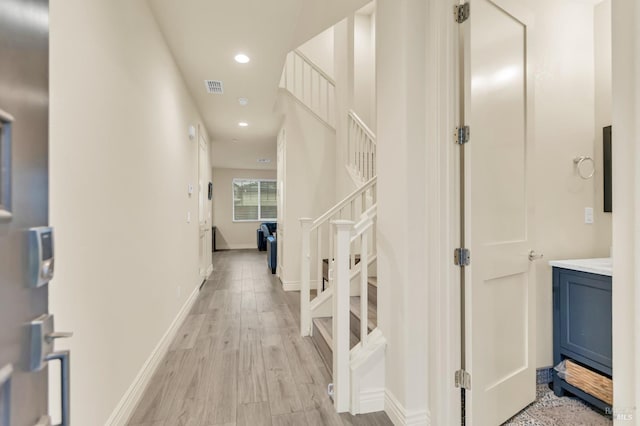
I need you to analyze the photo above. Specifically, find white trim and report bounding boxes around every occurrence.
[217,243,260,250]
[281,279,321,292]
[384,390,431,426]
[611,0,640,416]
[282,280,301,291]
[205,264,213,277]
[424,1,461,425]
[359,388,385,413]
[232,178,277,222]
[105,284,201,426]
[350,329,386,414]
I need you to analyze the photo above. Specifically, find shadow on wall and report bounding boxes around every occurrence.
[216,230,230,250]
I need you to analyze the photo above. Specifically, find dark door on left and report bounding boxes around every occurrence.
[0,1,53,425]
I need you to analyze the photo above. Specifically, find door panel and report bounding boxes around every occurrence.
[0,1,50,425]
[198,132,211,279]
[465,1,535,424]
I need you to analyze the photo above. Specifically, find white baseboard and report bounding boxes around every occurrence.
[282,281,301,291]
[206,264,213,277]
[281,280,320,292]
[359,388,385,413]
[105,284,201,426]
[217,243,258,250]
[384,390,431,426]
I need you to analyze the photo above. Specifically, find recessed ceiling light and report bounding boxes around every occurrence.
[234,53,250,64]
[238,97,249,106]
[238,122,249,127]
[257,158,271,163]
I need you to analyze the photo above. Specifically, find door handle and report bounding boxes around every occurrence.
[45,332,73,344]
[528,250,544,261]
[45,351,70,426]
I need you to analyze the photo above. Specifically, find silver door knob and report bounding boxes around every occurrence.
[528,250,543,261]
[45,332,73,343]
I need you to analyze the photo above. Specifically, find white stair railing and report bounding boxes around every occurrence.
[280,50,336,127]
[347,110,376,182]
[300,177,377,337]
[332,205,377,412]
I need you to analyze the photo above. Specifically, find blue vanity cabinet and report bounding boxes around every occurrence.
[552,267,612,412]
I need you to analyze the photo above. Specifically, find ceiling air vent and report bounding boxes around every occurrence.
[204,80,224,94]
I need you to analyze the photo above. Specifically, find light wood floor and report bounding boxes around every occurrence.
[128,249,392,426]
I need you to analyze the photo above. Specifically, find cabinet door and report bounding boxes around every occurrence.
[557,269,612,371]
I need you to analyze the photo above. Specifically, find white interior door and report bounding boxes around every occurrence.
[276,128,285,274]
[464,1,535,424]
[198,131,211,280]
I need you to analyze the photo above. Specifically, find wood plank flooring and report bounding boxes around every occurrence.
[128,249,392,426]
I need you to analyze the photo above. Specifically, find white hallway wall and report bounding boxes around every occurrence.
[277,91,337,289]
[49,0,211,423]
[212,167,277,250]
[375,0,610,421]
[297,27,335,80]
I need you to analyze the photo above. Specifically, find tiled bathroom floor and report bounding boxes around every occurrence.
[503,385,612,426]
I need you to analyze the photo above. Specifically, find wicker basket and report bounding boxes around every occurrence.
[565,359,613,405]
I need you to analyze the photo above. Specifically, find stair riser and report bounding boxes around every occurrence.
[367,282,377,305]
[350,310,374,340]
[312,322,333,373]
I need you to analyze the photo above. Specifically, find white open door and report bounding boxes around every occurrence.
[463,1,536,424]
[198,130,211,280]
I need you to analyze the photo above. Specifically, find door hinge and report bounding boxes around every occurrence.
[454,248,471,266]
[456,126,470,145]
[455,369,471,389]
[455,3,470,23]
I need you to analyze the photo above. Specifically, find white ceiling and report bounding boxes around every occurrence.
[147,0,370,170]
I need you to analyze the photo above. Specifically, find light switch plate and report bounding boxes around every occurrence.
[585,207,594,224]
[188,184,194,195]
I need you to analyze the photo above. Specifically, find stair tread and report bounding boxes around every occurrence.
[313,317,360,350]
[349,296,377,330]
[367,276,377,287]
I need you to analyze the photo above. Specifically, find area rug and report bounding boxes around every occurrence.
[503,385,611,425]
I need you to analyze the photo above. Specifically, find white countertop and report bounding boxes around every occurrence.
[548,258,612,277]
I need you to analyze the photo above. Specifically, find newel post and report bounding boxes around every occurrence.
[300,218,313,336]
[332,219,354,413]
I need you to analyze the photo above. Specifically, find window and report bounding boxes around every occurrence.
[233,179,277,221]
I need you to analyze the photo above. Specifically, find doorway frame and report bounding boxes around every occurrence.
[610,0,640,419]
[423,1,462,425]
[423,0,639,424]
[197,124,213,280]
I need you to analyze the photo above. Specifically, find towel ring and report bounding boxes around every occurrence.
[574,156,595,180]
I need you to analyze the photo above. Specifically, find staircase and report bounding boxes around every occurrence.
[298,131,381,415]
[301,202,383,415]
[280,42,383,416]
[311,276,378,371]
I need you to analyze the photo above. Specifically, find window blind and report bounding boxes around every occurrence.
[232,179,277,221]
